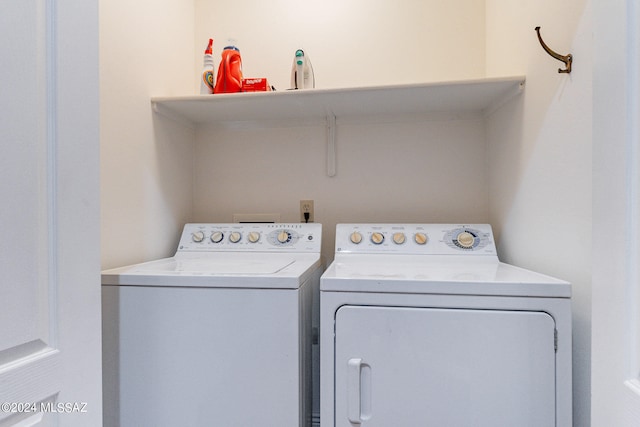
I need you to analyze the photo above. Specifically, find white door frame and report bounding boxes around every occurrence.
[592,0,640,424]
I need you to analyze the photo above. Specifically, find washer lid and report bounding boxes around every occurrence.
[320,255,570,298]
[102,252,321,289]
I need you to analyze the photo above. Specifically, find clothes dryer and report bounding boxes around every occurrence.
[320,224,571,427]
[102,223,322,427]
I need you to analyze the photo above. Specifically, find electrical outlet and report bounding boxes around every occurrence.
[300,200,314,223]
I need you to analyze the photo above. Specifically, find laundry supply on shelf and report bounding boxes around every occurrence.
[290,49,315,89]
[214,43,243,94]
[241,78,272,92]
[200,38,215,94]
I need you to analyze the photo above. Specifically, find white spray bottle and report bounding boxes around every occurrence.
[290,49,315,89]
[200,38,214,94]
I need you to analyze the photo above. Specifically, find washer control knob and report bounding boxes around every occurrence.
[371,232,385,245]
[229,231,242,243]
[392,232,406,245]
[456,231,475,248]
[248,231,260,243]
[277,230,290,243]
[350,231,363,244]
[192,231,205,243]
[211,231,224,243]
[414,232,428,245]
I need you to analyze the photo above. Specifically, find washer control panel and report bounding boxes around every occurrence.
[178,223,322,253]
[335,224,496,255]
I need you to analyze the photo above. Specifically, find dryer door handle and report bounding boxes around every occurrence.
[347,358,372,423]
[347,358,363,423]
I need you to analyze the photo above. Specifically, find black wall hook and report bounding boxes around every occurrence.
[535,26,572,73]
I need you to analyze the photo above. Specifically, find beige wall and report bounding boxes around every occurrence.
[486,1,592,425]
[100,0,196,269]
[194,0,486,91]
[193,114,488,263]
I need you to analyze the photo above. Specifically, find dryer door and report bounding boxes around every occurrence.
[334,306,556,427]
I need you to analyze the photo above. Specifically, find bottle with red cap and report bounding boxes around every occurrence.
[200,38,215,94]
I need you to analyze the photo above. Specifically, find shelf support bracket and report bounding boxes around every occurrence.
[327,114,337,177]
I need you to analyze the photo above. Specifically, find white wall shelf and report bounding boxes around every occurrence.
[151,76,525,176]
[151,76,525,125]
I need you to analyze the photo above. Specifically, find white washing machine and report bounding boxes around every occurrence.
[102,223,322,427]
[320,224,571,427]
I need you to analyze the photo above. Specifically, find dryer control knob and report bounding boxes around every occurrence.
[371,232,385,245]
[393,232,406,245]
[211,231,224,243]
[414,232,428,245]
[248,231,260,243]
[350,231,363,244]
[229,231,242,243]
[192,231,205,243]
[277,230,291,243]
[456,231,475,248]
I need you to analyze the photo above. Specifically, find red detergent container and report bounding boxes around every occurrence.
[214,45,243,94]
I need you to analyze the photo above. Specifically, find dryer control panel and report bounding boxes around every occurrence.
[178,223,322,253]
[335,224,497,255]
